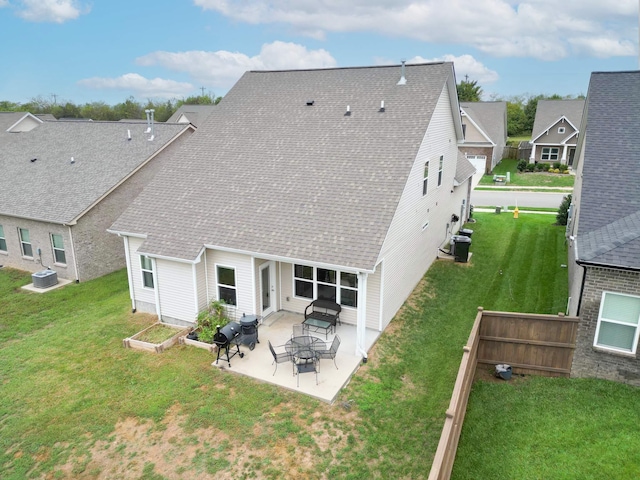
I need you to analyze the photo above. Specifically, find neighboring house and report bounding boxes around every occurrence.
[166,105,217,127]
[529,99,585,166]
[109,62,475,359]
[0,113,195,281]
[459,101,507,175]
[567,71,640,386]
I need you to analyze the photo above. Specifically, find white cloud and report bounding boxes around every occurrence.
[16,0,89,23]
[77,74,194,99]
[193,0,639,60]
[0,1,9,8]
[409,54,499,84]
[136,41,337,89]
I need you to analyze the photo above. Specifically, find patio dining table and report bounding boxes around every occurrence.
[285,335,325,360]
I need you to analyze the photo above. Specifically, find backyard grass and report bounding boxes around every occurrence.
[479,158,575,188]
[0,213,635,479]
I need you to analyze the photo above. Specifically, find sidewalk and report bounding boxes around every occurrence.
[475,185,573,191]
[473,207,556,215]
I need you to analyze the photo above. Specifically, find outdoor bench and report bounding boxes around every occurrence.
[304,299,341,329]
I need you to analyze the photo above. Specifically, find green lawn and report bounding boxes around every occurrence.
[479,158,575,188]
[0,213,634,479]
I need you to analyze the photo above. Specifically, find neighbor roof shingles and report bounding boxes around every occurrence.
[531,99,585,140]
[111,63,457,271]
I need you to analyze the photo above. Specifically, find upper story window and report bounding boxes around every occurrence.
[594,291,640,354]
[438,155,444,186]
[558,127,566,134]
[19,228,33,257]
[294,265,358,308]
[217,265,237,306]
[422,161,429,196]
[0,225,6,252]
[541,147,559,161]
[140,255,154,289]
[51,234,66,265]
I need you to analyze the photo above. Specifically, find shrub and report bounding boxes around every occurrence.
[517,159,528,172]
[535,162,546,172]
[526,163,535,172]
[548,167,555,173]
[559,163,569,172]
[554,168,560,174]
[556,194,572,225]
[553,162,562,170]
[196,299,230,343]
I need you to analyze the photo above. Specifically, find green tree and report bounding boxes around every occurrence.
[457,79,483,102]
[556,194,572,226]
[506,101,527,136]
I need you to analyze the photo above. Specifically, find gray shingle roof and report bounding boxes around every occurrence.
[531,99,585,140]
[575,71,640,269]
[460,101,506,145]
[455,151,476,184]
[0,120,191,224]
[111,63,459,270]
[166,105,217,127]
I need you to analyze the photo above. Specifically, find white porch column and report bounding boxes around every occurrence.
[529,143,536,163]
[356,272,369,360]
[122,235,136,312]
[561,144,568,164]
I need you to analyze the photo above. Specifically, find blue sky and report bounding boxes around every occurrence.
[0,0,638,105]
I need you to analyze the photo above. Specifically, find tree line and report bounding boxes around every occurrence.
[457,78,585,136]
[0,93,221,123]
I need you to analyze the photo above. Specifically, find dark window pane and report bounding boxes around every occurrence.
[317,268,336,284]
[294,264,313,280]
[143,271,154,288]
[317,284,336,302]
[340,288,357,307]
[54,250,66,264]
[217,266,235,287]
[23,243,33,257]
[340,272,358,288]
[295,279,313,299]
[219,286,237,305]
[140,256,153,270]
[0,238,6,252]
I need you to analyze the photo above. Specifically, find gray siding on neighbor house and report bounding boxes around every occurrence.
[0,215,76,279]
[571,266,640,386]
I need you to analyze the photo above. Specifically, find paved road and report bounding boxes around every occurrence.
[471,190,568,209]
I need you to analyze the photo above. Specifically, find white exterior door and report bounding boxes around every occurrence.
[260,261,276,317]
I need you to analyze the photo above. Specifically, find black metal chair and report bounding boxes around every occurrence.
[295,352,318,387]
[268,340,292,376]
[318,335,340,369]
[292,323,309,338]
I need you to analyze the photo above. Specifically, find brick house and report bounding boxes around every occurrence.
[459,101,507,175]
[567,71,640,385]
[0,113,194,282]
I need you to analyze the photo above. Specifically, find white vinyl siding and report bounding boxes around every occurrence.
[594,292,640,354]
[205,249,254,317]
[195,260,208,312]
[378,84,460,327]
[156,259,197,322]
[128,237,155,306]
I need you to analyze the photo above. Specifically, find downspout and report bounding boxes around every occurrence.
[378,261,384,331]
[356,272,369,362]
[67,226,80,282]
[204,249,209,303]
[576,267,587,316]
[192,262,199,320]
[122,235,136,312]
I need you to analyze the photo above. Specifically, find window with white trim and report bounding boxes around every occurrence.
[422,161,429,196]
[438,155,443,186]
[294,265,358,308]
[0,225,6,252]
[541,147,559,161]
[19,228,33,257]
[51,234,66,264]
[140,255,154,289]
[217,265,237,306]
[594,291,640,354]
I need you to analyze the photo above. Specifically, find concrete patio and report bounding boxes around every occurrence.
[209,311,380,403]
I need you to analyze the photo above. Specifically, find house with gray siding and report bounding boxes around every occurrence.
[109,62,475,359]
[529,99,585,166]
[0,114,194,281]
[459,101,507,174]
[567,71,640,386]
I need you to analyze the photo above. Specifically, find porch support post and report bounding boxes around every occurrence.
[122,235,136,312]
[561,144,568,164]
[529,143,536,163]
[356,272,368,360]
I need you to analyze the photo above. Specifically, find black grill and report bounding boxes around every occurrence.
[213,322,244,367]
[237,314,260,350]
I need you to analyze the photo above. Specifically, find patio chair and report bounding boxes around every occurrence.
[318,335,340,369]
[295,354,318,387]
[292,323,309,338]
[268,340,292,376]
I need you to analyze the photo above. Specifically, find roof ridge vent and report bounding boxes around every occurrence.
[379,100,385,112]
[306,100,314,106]
[397,60,407,85]
[345,105,351,116]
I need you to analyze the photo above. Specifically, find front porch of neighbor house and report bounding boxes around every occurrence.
[206,311,380,403]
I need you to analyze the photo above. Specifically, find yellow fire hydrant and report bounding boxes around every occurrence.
[513,207,519,219]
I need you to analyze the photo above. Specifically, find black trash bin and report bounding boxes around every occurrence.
[452,235,471,262]
[458,228,473,238]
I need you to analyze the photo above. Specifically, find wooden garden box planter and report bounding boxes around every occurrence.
[123,322,191,354]
[178,329,217,353]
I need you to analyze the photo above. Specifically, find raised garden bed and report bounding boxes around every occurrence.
[123,322,191,353]
[178,329,217,353]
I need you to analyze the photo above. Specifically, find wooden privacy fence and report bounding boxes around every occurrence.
[502,145,518,159]
[428,307,578,480]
